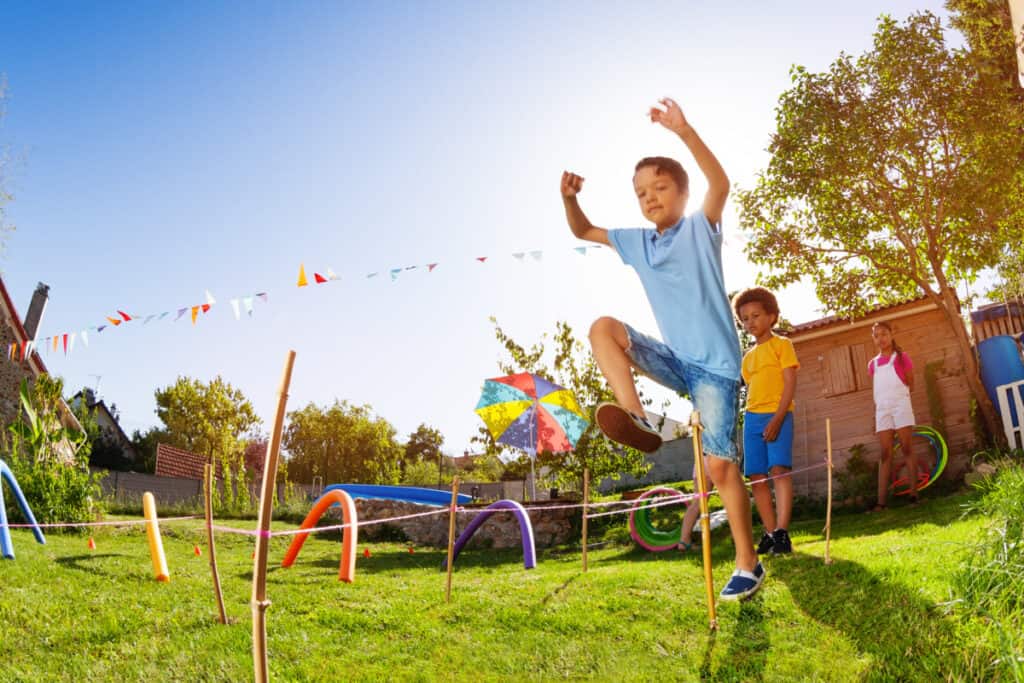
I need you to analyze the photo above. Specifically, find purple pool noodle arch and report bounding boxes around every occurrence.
[441,500,536,570]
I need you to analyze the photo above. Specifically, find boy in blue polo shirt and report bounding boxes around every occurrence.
[560,97,762,601]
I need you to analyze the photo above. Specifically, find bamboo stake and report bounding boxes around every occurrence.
[691,410,717,631]
[204,463,228,624]
[582,468,590,573]
[251,351,296,683]
[824,418,834,565]
[444,476,461,603]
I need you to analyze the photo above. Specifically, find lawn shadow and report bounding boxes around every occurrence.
[696,599,769,683]
[771,551,961,680]
[54,553,126,577]
[816,494,975,542]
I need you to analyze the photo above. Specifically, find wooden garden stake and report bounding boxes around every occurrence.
[582,467,590,573]
[204,463,228,624]
[445,476,460,603]
[824,418,834,565]
[251,351,296,683]
[691,410,718,631]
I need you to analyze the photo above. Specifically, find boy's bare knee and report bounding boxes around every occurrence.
[769,466,790,477]
[589,317,626,346]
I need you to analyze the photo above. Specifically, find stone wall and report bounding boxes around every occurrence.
[346,499,579,549]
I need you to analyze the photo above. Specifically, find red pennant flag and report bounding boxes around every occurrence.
[117,310,132,321]
[427,263,438,272]
[201,304,211,314]
[476,257,487,263]
[106,317,123,326]
[363,548,371,558]
[63,334,68,354]
[314,273,327,284]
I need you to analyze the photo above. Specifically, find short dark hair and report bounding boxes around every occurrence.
[732,287,780,323]
[634,157,688,193]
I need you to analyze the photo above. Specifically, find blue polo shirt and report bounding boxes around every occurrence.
[608,210,741,381]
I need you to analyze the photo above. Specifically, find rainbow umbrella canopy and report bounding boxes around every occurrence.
[475,373,590,457]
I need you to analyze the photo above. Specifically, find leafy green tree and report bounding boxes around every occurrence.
[130,426,167,473]
[475,317,652,489]
[402,459,441,486]
[736,12,1024,438]
[153,376,261,470]
[283,400,402,485]
[404,423,444,467]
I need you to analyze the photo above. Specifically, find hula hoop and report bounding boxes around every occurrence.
[891,425,947,495]
[628,487,688,552]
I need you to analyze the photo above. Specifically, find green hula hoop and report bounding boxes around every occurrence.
[892,425,948,495]
[629,487,687,552]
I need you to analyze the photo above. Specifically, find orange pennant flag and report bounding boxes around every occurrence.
[53,336,59,352]
[297,264,309,287]
[191,306,199,324]
[106,317,123,326]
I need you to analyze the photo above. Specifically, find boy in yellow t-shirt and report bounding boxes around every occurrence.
[733,287,800,555]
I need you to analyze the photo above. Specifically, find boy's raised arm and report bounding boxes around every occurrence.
[650,98,730,226]
[561,171,611,246]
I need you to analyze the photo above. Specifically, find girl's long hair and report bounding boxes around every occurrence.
[872,321,902,361]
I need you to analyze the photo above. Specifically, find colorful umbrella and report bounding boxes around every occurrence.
[475,373,590,498]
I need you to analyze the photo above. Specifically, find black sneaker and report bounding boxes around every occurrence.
[771,528,792,555]
[756,532,775,555]
[595,402,663,453]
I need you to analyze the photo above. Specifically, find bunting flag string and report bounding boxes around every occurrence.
[20,244,606,363]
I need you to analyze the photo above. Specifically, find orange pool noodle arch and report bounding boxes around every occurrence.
[142,492,170,582]
[280,489,358,583]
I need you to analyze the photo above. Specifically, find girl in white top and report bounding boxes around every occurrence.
[868,321,917,510]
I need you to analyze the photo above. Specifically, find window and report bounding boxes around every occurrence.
[823,345,857,397]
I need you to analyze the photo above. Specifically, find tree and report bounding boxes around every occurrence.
[404,423,444,468]
[283,400,402,485]
[153,376,261,469]
[130,426,167,474]
[736,12,1024,438]
[475,317,652,489]
[71,395,132,471]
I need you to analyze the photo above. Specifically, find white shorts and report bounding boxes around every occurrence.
[875,401,915,432]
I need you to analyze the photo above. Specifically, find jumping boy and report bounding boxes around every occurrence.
[733,287,799,555]
[560,97,763,600]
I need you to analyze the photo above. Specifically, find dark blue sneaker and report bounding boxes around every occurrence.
[771,528,792,555]
[719,562,766,602]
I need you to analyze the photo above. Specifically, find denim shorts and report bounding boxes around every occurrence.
[623,324,740,463]
[743,411,794,476]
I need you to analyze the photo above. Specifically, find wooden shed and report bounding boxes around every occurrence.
[783,297,976,498]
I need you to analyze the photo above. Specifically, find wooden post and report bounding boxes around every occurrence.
[824,418,834,565]
[581,468,590,573]
[204,463,228,624]
[251,351,296,683]
[444,476,460,603]
[691,410,717,631]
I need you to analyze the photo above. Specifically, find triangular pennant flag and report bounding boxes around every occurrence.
[205,290,216,305]
[191,306,199,325]
[23,341,34,360]
[230,299,240,320]
[67,333,75,357]
[62,334,68,354]
[405,265,416,271]
[314,273,327,284]
[256,292,268,303]
[106,317,122,326]
[117,310,132,321]
[174,308,186,322]
[390,268,402,281]
[53,336,59,352]
[8,343,15,361]
[201,304,211,314]
[530,250,543,261]
[81,331,89,347]
[243,297,254,317]
[476,256,488,263]
[512,252,525,261]
[97,325,107,333]
[144,314,155,324]
[367,272,378,279]
[159,312,170,320]
[574,247,587,255]
[297,264,309,287]
[427,263,438,272]
[327,268,339,281]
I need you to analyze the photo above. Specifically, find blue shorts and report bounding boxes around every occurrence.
[623,324,740,463]
[743,411,794,476]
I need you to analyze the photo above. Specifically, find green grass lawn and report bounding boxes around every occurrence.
[0,491,1010,682]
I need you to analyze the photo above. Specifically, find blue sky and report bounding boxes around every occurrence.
[1,1,955,455]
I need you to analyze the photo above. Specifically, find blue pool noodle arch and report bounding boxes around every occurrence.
[0,459,46,559]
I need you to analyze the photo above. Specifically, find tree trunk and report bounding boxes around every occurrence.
[935,285,1004,446]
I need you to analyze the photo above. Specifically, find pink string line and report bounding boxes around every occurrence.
[1,515,200,529]
[208,507,456,538]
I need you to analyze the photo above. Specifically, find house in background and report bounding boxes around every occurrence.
[784,297,976,498]
[1,277,82,445]
[599,411,693,493]
[70,388,138,469]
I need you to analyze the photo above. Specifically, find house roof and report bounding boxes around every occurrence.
[786,296,935,338]
[155,443,223,480]
[70,390,136,451]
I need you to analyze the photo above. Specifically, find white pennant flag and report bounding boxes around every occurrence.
[205,290,216,305]
[327,267,339,281]
[243,297,254,316]
[230,299,241,320]
[67,333,76,357]
[80,331,89,347]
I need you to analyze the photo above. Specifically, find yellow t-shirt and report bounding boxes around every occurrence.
[741,335,800,413]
